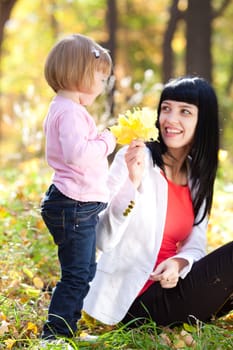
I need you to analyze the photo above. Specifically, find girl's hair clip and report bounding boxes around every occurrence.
[92,49,100,58]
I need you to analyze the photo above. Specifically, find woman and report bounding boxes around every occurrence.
[83,76,233,327]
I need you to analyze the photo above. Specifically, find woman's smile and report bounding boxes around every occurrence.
[164,126,183,136]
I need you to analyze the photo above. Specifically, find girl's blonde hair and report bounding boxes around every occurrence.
[44,34,112,93]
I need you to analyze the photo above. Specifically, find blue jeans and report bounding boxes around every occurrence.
[41,184,106,339]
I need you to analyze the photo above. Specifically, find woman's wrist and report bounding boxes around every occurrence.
[171,258,189,272]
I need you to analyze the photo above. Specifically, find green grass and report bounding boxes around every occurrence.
[0,158,232,349]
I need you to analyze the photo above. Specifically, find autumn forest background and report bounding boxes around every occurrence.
[0,0,233,349]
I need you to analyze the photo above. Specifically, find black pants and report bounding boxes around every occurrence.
[122,241,233,327]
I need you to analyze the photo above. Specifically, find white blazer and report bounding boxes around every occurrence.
[83,147,208,325]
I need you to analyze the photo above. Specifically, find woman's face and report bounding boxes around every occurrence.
[159,100,198,153]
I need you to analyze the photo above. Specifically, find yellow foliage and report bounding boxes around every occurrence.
[21,282,41,297]
[218,149,228,161]
[26,321,38,335]
[24,287,41,297]
[4,339,16,350]
[0,312,7,321]
[224,312,233,322]
[23,267,34,279]
[36,219,45,230]
[18,158,41,173]
[0,206,8,218]
[81,311,97,328]
[110,107,158,145]
[33,276,44,289]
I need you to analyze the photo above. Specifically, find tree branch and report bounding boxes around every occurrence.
[212,0,231,18]
[162,0,184,82]
[0,0,17,52]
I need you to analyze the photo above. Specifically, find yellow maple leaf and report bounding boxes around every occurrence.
[33,276,44,289]
[23,267,34,279]
[26,321,38,334]
[0,312,7,321]
[4,339,16,350]
[110,107,158,145]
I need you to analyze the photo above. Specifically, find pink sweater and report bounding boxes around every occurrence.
[44,95,116,202]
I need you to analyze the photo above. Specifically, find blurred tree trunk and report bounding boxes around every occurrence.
[106,0,117,65]
[162,0,231,84]
[186,0,212,82]
[0,0,17,56]
[162,0,182,83]
[212,0,232,91]
[0,0,18,134]
[105,0,117,116]
[49,0,59,40]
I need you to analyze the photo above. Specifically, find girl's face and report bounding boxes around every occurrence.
[159,100,198,153]
[80,71,109,106]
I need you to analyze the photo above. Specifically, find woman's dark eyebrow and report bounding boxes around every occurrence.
[179,104,196,109]
[162,101,196,109]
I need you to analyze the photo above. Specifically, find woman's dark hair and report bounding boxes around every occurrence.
[147,76,220,224]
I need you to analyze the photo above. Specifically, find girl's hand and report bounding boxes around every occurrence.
[125,140,145,189]
[150,258,188,289]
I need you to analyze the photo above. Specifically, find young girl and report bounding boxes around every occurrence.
[40,34,116,346]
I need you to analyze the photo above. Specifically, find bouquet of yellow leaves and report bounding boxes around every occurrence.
[110,107,158,145]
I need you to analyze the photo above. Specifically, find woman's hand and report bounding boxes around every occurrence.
[125,140,145,189]
[150,258,188,289]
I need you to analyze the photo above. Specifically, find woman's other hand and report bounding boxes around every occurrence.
[125,140,145,189]
[150,258,188,289]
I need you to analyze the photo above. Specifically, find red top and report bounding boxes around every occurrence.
[139,176,194,295]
